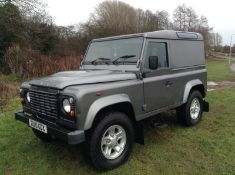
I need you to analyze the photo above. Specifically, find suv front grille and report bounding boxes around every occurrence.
[29,88,59,123]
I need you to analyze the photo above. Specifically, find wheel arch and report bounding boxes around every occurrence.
[183,79,205,104]
[84,94,136,130]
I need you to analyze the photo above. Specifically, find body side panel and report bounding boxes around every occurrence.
[137,68,207,120]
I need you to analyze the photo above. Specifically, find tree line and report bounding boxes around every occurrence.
[78,2,224,54]
[0,0,226,74]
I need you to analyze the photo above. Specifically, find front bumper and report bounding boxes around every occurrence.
[15,111,85,145]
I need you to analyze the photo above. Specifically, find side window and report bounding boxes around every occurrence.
[144,42,168,70]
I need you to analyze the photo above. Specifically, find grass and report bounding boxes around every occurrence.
[206,59,235,81]
[0,59,235,175]
[214,52,235,57]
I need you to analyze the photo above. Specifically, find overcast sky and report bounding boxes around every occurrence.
[47,0,235,45]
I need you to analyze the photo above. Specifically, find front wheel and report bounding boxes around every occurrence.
[86,111,134,170]
[177,90,203,126]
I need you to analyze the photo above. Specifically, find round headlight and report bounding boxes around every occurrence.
[26,92,30,102]
[63,99,71,113]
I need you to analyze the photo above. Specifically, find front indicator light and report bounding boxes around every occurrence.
[69,111,75,117]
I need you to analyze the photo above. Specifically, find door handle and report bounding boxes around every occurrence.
[165,81,173,87]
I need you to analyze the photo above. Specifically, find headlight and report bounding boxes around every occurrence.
[63,99,71,113]
[26,92,30,102]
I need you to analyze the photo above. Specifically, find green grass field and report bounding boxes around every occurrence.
[206,59,235,81]
[0,59,235,175]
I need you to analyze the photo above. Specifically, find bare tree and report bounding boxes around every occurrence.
[173,4,198,31]
[75,1,219,55]
[156,10,169,30]
[186,7,198,31]
[0,0,46,16]
[135,9,170,32]
[89,0,137,36]
[173,4,188,30]
[197,15,209,29]
[80,1,171,38]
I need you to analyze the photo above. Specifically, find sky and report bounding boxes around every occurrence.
[47,0,235,45]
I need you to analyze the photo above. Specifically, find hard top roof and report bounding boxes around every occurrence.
[92,30,204,42]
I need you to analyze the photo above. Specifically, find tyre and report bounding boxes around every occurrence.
[32,129,53,142]
[177,90,203,126]
[86,111,134,171]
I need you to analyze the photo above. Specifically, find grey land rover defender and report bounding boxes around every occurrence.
[16,30,209,170]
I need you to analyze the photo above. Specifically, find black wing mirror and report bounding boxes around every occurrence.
[149,56,158,70]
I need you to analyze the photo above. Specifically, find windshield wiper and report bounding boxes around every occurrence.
[112,55,136,64]
[91,57,112,65]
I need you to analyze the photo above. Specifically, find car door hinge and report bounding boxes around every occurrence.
[142,104,147,111]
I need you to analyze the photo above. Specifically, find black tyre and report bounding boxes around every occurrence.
[86,111,134,171]
[177,90,203,126]
[32,129,53,142]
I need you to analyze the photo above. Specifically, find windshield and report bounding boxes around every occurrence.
[84,37,144,64]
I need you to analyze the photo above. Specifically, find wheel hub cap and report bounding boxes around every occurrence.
[190,98,201,119]
[101,125,126,160]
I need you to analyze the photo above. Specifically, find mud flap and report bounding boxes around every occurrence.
[135,121,144,145]
[203,100,209,112]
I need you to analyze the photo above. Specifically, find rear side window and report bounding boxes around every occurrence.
[144,42,168,70]
[171,40,205,68]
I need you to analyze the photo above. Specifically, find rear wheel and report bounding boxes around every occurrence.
[177,90,203,126]
[86,111,134,170]
[32,129,53,142]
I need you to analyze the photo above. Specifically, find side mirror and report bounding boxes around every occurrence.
[149,56,158,70]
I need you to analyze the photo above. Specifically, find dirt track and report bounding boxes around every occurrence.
[208,81,235,91]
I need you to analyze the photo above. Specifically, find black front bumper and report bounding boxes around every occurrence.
[15,111,85,145]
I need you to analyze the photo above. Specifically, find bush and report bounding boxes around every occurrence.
[24,54,81,78]
[3,45,28,76]
[4,45,81,79]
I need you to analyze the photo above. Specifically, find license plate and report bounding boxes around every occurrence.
[29,119,48,134]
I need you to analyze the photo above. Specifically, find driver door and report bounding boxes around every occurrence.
[143,39,175,112]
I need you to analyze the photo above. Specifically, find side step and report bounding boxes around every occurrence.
[150,116,168,129]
